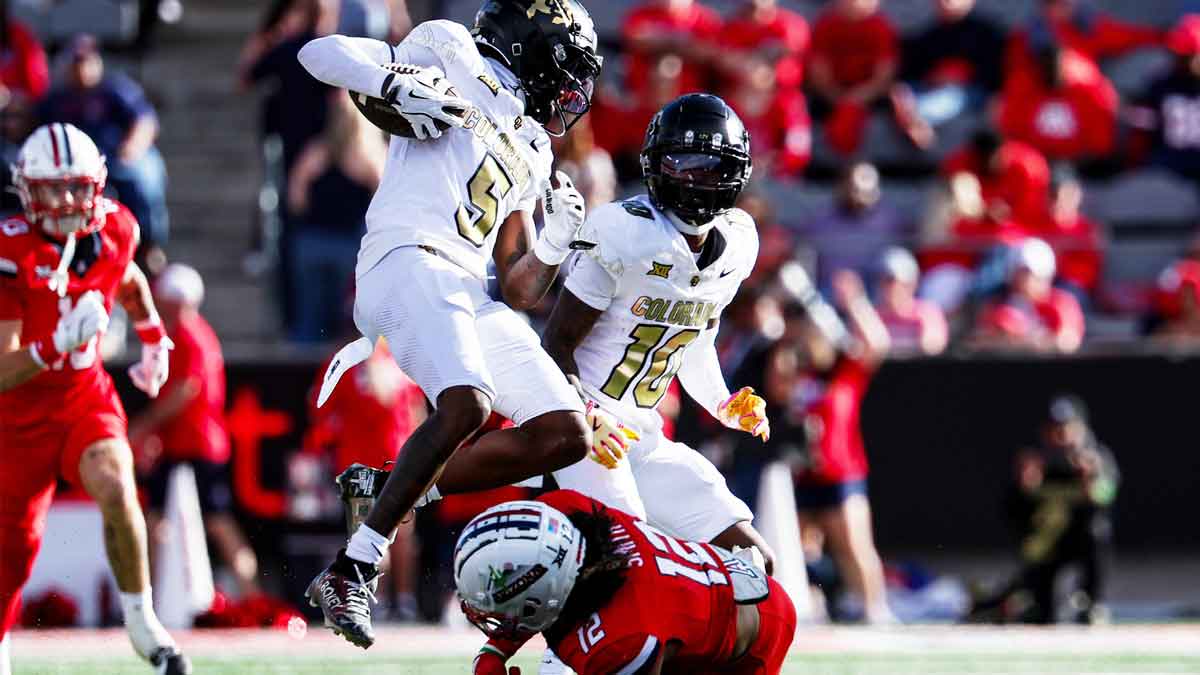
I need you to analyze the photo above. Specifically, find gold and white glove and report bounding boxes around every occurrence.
[717,386,771,442]
[585,401,640,470]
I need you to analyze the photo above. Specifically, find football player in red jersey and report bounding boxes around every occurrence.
[0,123,190,675]
[459,491,796,675]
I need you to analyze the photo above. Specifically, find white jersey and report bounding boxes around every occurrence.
[564,194,759,434]
[355,21,553,280]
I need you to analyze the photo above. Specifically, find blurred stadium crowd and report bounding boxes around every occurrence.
[6,0,1196,634]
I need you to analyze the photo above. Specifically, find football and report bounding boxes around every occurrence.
[349,64,464,138]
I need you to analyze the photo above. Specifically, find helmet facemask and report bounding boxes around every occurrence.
[648,151,748,227]
[523,36,602,137]
[16,169,108,237]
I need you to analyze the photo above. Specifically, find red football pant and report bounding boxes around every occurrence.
[709,578,798,674]
[0,385,126,639]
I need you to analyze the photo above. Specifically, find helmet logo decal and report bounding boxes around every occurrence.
[684,130,695,145]
[527,0,571,26]
[492,564,548,603]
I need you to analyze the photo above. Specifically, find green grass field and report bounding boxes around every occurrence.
[10,626,1200,674]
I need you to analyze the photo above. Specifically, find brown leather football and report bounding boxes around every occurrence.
[349,64,463,138]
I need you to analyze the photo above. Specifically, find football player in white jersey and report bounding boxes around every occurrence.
[427,95,777,566]
[296,0,610,648]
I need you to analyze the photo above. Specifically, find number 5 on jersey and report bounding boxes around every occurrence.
[455,154,514,247]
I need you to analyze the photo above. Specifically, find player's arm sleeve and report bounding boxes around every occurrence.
[563,249,618,312]
[677,325,731,420]
[298,28,440,98]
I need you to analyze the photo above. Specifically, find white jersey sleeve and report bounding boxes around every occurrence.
[563,202,630,311]
[297,32,442,99]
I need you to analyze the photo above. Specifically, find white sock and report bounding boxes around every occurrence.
[346,525,390,566]
[0,633,11,675]
[120,590,174,659]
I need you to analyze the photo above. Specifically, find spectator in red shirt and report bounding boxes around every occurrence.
[975,238,1086,353]
[1150,260,1200,345]
[1007,0,1163,81]
[808,0,931,154]
[0,9,48,102]
[874,247,949,355]
[998,45,1119,162]
[622,0,722,98]
[725,53,812,178]
[130,264,261,597]
[1029,166,1104,299]
[718,0,810,90]
[591,53,684,176]
[788,268,894,623]
[306,339,426,619]
[943,129,1053,231]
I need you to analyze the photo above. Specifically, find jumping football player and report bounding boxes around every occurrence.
[457,491,796,675]
[422,94,775,568]
[0,123,190,674]
[297,0,614,648]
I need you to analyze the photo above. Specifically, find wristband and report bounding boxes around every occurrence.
[533,232,570,267]
[135,319,167,345]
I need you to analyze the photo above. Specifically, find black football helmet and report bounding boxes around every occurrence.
[473,0,603,136]
[641,94,753,229]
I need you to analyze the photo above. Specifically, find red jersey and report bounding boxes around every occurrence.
[1007,13,1162,78]
[942,140,1051,229]
[795,357,873,485]
[998,51,1118,161]
[622,2,722,95]
[977,289,1086,346]
[157,311,230,463]
[809,10,898,88]
[0,20,49,101]
[1028,214,1104,292]
[729,89,812,177]
[0,200,137,429]
[721,8,810,89]
[878,299,948,355]
[306,346,424,473]
[541,490,740,674]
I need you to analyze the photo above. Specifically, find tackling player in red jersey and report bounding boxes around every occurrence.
[0,123,190,674]
[458,490,796,675]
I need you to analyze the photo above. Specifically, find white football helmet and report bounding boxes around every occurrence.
[12,122,108,237]
[454,501,586,640]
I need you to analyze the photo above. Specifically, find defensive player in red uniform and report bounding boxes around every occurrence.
[458,490,796,675]
[0,123,190,674]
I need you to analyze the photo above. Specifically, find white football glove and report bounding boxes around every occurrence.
[129,335,174,398]
[585,401,640,470]
[55,290,109,354]
[384,68,470,140]
[32,290,109,367]
[533,171,589,266]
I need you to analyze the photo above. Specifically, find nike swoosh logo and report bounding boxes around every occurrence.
[720,269,735,278]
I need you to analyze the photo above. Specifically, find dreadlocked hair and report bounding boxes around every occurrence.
[544,505,630,643]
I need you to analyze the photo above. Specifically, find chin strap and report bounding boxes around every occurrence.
[666,209,717,236]
[48,230,77,298]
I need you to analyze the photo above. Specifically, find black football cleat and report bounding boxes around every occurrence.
[306,549,381,649]
[149,646,193,675]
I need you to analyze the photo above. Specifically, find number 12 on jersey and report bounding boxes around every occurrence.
[601,324,699,408]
